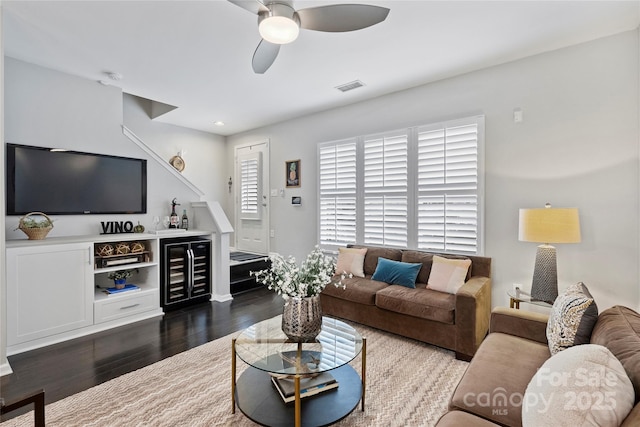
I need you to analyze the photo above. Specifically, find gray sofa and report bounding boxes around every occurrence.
[320,245,492,360]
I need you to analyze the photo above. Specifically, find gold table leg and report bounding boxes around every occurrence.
[294,374,301,427]
[361,337,367,411]
[231,338,236,414]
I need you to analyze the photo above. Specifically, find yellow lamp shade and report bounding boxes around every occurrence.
[519,207,581,244]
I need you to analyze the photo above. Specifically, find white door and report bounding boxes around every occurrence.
[235,141,269,254]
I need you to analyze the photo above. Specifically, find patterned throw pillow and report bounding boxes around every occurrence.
[426,255,472,294]
[335,247,368,278]
[546,282,599,355]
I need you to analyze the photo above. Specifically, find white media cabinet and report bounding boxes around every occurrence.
[5,230,212,355]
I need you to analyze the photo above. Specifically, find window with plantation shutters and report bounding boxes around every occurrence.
[318,115,484,254]
[239,152,261,220]
[417,121,479,253]
[363,132,408,247]
[318,141,357,246]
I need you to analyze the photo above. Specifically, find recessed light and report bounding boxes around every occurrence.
[50,148,68,152]
[214,121,225,126]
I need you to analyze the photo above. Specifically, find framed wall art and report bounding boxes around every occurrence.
[285,159,300,188]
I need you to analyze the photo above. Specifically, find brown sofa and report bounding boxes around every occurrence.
[436,305,640,426]
[320,245,492,360]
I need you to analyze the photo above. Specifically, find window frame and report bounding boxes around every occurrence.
[317,115,485,255]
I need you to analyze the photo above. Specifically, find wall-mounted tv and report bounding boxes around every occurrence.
[6,143,147,215]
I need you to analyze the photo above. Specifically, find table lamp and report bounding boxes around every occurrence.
[518,204,581,304]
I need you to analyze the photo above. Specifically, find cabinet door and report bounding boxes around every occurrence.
[7,242,94,346]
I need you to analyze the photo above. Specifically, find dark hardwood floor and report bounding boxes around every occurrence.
[0,287,284,421]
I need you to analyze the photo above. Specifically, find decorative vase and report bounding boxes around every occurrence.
[281,295,323,342]
[114,278,127,290]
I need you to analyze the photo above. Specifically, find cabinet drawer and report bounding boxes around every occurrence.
[94,291,158,324]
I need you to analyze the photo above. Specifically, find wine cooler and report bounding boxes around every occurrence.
[161,237,212,310]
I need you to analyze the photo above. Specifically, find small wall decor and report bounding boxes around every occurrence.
[292,196,301,206]
[286,159,300,188]
[170,154,185,172]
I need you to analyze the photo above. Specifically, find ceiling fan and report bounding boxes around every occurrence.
[228,0,390,74]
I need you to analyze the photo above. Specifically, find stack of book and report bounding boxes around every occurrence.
[271,372,339,403]
[103,284,141,296]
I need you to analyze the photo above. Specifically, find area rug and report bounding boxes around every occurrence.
[1,321,468,427]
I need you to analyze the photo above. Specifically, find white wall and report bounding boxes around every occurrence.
[3,58,224,238]
[227,29,640,312]
[123,94,227,204]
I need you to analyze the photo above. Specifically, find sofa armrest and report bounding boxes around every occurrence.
[455,276,491,360]
[490,307,549,344]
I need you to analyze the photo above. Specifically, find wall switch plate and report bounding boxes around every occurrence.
[270,229,275,238]
[270,189,278,197]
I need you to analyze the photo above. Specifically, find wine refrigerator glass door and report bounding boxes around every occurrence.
[163,242,190,306]
[190,240,211,298]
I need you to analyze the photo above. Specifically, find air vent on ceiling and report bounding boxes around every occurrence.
[335,80,365,93]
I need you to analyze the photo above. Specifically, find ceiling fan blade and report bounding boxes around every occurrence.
[252,39,280,74]
[296,4,390,32]
[228,0,269,15]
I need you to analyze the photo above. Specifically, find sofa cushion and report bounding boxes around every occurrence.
[546,282,598,355]
[402,250,473,284]
[523,344,634,427]
[335,247,367,277]
[450,332,550,427]
[321,276,388,306]
[371,257,421,288]
[349,245,402,276]
[375,285,456,324]
[427,255,472,294]
[591,305,640,403]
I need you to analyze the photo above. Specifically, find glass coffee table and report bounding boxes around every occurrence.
[232,316,366,427]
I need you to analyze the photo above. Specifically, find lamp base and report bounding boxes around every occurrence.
[531,245,558,304]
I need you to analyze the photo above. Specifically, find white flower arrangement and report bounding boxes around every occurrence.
[252,246,349,299]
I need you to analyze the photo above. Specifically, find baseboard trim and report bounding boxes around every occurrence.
[1,359,13,377]
[211,293,233,303]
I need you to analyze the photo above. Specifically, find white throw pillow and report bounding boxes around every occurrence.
[335,247,367,278]
[523,344,634,427]
[426,255,471,294]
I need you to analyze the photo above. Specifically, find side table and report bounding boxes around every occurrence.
[507,288,552,309]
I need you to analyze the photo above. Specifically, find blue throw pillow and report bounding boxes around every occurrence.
[371,257,422,288]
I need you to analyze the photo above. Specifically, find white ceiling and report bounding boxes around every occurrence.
[3,1,639,136]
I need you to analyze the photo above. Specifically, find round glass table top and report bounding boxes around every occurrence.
[234,316,363,376]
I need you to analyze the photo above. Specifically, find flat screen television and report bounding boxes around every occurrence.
[6,143,147,215]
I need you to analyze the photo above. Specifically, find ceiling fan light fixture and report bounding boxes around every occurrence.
[258,3,300,44]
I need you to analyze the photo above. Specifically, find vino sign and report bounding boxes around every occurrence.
[100,221,135,234]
